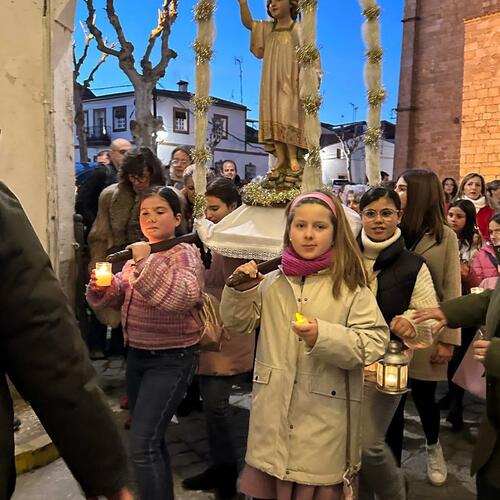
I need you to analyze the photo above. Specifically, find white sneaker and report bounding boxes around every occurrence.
[426,441,447,486]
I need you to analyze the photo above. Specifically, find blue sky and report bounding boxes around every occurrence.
[74,0,404,125]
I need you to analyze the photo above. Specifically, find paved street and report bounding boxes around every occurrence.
[13,358,483,499]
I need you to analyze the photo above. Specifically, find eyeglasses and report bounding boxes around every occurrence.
[171,159,190,166]
[128,172,150,183]
[361,209,400,220]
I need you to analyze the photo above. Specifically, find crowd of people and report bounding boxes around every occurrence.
[74,143,500,500]
[3,140,499,500]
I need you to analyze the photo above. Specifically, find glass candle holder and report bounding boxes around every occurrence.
[95,262,112,287]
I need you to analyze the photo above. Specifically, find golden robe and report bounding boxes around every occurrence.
[251,20,307,153]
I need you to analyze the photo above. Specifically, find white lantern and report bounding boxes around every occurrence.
[376,340,409,395]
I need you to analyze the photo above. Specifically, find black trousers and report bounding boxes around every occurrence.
[386,379,440,465]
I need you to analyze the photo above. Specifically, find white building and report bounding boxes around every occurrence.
[77,81,269,180]
[320,121,395,184]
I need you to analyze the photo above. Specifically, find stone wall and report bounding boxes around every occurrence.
[460,11,500,181]
[0,0,77,300]
[394,0,500,180]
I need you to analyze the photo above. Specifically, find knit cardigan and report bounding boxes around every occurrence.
[87,243,204,350]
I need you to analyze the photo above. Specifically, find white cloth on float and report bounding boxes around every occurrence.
[195,203,362,261]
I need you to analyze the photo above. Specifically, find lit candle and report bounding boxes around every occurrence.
[386,373,398,388]
[295,312,306,324]
[95,262,112,287]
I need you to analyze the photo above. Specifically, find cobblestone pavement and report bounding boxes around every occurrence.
[13,358,483,500]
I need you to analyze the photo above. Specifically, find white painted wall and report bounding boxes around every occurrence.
[321,139,395,184]
[78,93,269,177]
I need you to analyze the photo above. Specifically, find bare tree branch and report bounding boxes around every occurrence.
[152,1,178,76]
[81,0,179,150]
[74,22,95,79]
[105,0,135,61]
[73,42,78,77]
[84,0,121,58]
[83,41,115,88]
[141,1,178,75]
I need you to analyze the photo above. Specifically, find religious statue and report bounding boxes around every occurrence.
[238,0,306,173]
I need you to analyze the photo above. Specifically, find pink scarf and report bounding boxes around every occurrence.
[282,245,334,276]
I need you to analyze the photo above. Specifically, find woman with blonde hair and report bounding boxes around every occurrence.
[456,172,495,241]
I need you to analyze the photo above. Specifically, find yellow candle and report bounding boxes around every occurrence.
[95,262,112,287]
[295,312,306,324]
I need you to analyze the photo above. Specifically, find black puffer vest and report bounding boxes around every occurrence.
[361,235,425,340]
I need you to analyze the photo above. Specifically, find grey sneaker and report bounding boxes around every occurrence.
[426,441,447,486]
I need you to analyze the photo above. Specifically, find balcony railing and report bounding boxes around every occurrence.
[85,125,111,145]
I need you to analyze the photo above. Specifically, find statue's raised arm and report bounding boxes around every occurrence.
[238,0,254,30]
[242,0,305,174]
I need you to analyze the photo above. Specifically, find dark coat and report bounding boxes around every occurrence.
[0,182,129,499]
[75,163,118,232]
[441,280,500,487]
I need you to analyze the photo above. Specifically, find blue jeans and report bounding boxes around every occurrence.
[127,345,198,500]
[199,373,248,466]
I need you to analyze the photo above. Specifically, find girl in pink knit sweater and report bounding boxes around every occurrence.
[87,186,204,500]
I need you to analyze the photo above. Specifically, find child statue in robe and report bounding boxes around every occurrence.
[238,0,306,173]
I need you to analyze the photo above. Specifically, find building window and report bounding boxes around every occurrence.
[84,110,89,128]
[93,108,107,132]
[336,148,342,159]
[245,163,256,180]
[113,106,127,131]
[213,114,228,139]
[173,107,189,134]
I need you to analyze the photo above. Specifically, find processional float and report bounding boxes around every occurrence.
[192,0,385,262]
[109,0,385,267]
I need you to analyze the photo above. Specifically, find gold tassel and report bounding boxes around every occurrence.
[367,88,387,106]
[193,0,215,22]
[191,148,212,165]
[242,182,301,208]
[301,94,323,115]
[362,6,381,20]
[191,95,213,116]
[306,147,322,170]
[366,47,383,64]
[364,127,382,148]
[193,194,207,219]
[298,0,318,13]
[296,44,320,66]
[193,39,213,64]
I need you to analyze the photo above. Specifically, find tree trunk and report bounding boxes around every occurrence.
[346,155,353,183]
[74,83,89,162]
[130,83,163,151]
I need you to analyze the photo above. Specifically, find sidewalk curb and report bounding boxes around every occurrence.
[15,434,59,475]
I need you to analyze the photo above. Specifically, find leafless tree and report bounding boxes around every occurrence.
[73,21,113,162]
[84,0,178,151]
[332,123,365,183]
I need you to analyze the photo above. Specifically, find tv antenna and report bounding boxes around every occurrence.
[349,102,359,122]
[234,57,243,104]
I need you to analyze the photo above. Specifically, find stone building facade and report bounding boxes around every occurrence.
[394,0,500,181]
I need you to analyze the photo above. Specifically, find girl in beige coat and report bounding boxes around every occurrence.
[221,191,388,500]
